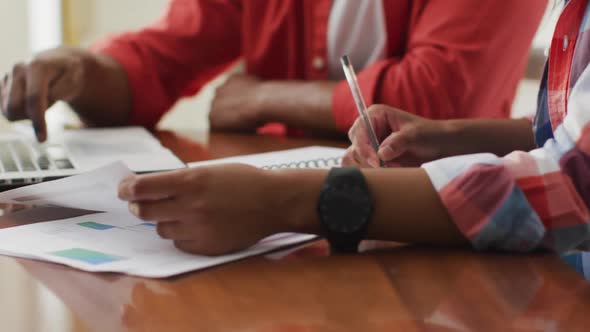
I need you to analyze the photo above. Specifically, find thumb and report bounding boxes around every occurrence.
[378,132,408,161]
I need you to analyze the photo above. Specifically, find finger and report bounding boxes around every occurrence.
[128,197,192,222]
[118,169,199,201]
[366,106,390,139]
[348,121,380,167]
[3,64,28,121]
[354,141,380,168]
[156,221,189,240]
[25,62,53,142]
[351,146,374,168]
[173,241,203,254]
[157,222,210,243]
[341,147,360,167]
[378,132,409,161]
[348,120,369,145]
[173,240,232,256]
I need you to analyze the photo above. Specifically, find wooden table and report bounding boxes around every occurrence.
[0,131,588,332]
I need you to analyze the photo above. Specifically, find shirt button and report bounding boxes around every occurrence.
[563,35,569,51]
[312,57,325,70]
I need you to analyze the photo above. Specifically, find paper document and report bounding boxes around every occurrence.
[189,146,346,169]
[0,162,132,213]
[0,162,316,278]
[0,212,315,278]
[61,127,186,172]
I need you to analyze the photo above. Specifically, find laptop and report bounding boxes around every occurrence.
[0,126,186,189]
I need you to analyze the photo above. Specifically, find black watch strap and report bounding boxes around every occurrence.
[318,167,373,254]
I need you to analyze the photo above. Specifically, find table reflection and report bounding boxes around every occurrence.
[0,206,590,331]
[376,247,590,331]
[12,242,590,332]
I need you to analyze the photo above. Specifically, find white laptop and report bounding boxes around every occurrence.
[0,126,186,189]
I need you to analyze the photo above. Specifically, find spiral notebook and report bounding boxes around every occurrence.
[188,146,346,169]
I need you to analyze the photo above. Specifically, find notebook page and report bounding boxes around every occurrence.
[188,146,346,169]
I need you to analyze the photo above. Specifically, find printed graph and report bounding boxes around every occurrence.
[77,221,116,230]
[50,248,126,265]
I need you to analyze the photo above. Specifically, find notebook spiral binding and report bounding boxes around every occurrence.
[261,156,342,170]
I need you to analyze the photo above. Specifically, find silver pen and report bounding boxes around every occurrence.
[340,55,385,167]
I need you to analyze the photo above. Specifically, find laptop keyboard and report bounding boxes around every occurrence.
[0,140,75,174]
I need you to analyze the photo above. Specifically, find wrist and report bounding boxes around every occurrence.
[437,119,465,158]
[268,169,326,234]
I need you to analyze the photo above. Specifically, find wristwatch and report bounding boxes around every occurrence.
[317,167,374,253]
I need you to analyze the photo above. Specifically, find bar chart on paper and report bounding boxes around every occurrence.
[50,248,125,265]
[0,212,316,278]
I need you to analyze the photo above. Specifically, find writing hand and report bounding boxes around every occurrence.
[343,105,450,168]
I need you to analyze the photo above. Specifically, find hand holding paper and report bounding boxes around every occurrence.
[0,161,317,278]
[119,164,291,256]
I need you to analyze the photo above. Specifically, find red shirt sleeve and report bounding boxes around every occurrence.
[93,0,242,128]
[331,0,546,132]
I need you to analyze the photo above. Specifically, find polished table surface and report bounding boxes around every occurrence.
[0,131,589,332]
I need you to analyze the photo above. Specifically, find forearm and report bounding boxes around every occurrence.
[257,81,342,137]
[70,52,132,127]
[441,118,536,157]
[275,168,467,246]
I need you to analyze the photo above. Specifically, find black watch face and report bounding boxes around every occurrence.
[320,185,371,233]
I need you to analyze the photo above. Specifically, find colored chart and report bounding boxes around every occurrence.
[50,248,126,265]
[77,222,116,230]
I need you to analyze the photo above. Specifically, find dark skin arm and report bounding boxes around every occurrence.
[282,167,467,247]
[209,74,341,138]
[69,51,131,127]
[442,118,536,157]
[117,106,537,256]
[0,47,132,141]
[256,80,341,137]
[118,164,467,256]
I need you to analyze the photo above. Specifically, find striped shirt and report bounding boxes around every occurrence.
[423,0,590,253]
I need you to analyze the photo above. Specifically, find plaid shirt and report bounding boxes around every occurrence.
[423,0,590,253]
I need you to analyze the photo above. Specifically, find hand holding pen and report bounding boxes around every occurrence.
[340,55,386,168]
[341,56,445,168]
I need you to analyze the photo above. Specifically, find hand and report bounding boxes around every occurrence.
[118,164,289,256]
[209,74,266,132]
[343,105,451,168]
[0,47,87,141]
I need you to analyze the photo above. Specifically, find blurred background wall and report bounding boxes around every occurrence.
[0,2,29,78]
[63,0,168,47]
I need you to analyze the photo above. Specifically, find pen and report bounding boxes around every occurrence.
[340,55,385,167]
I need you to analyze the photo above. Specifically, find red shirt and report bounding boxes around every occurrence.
[95,0,546,133]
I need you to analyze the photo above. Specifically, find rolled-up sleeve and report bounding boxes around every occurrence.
[422,64,590,253]
[93,0,242,128]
